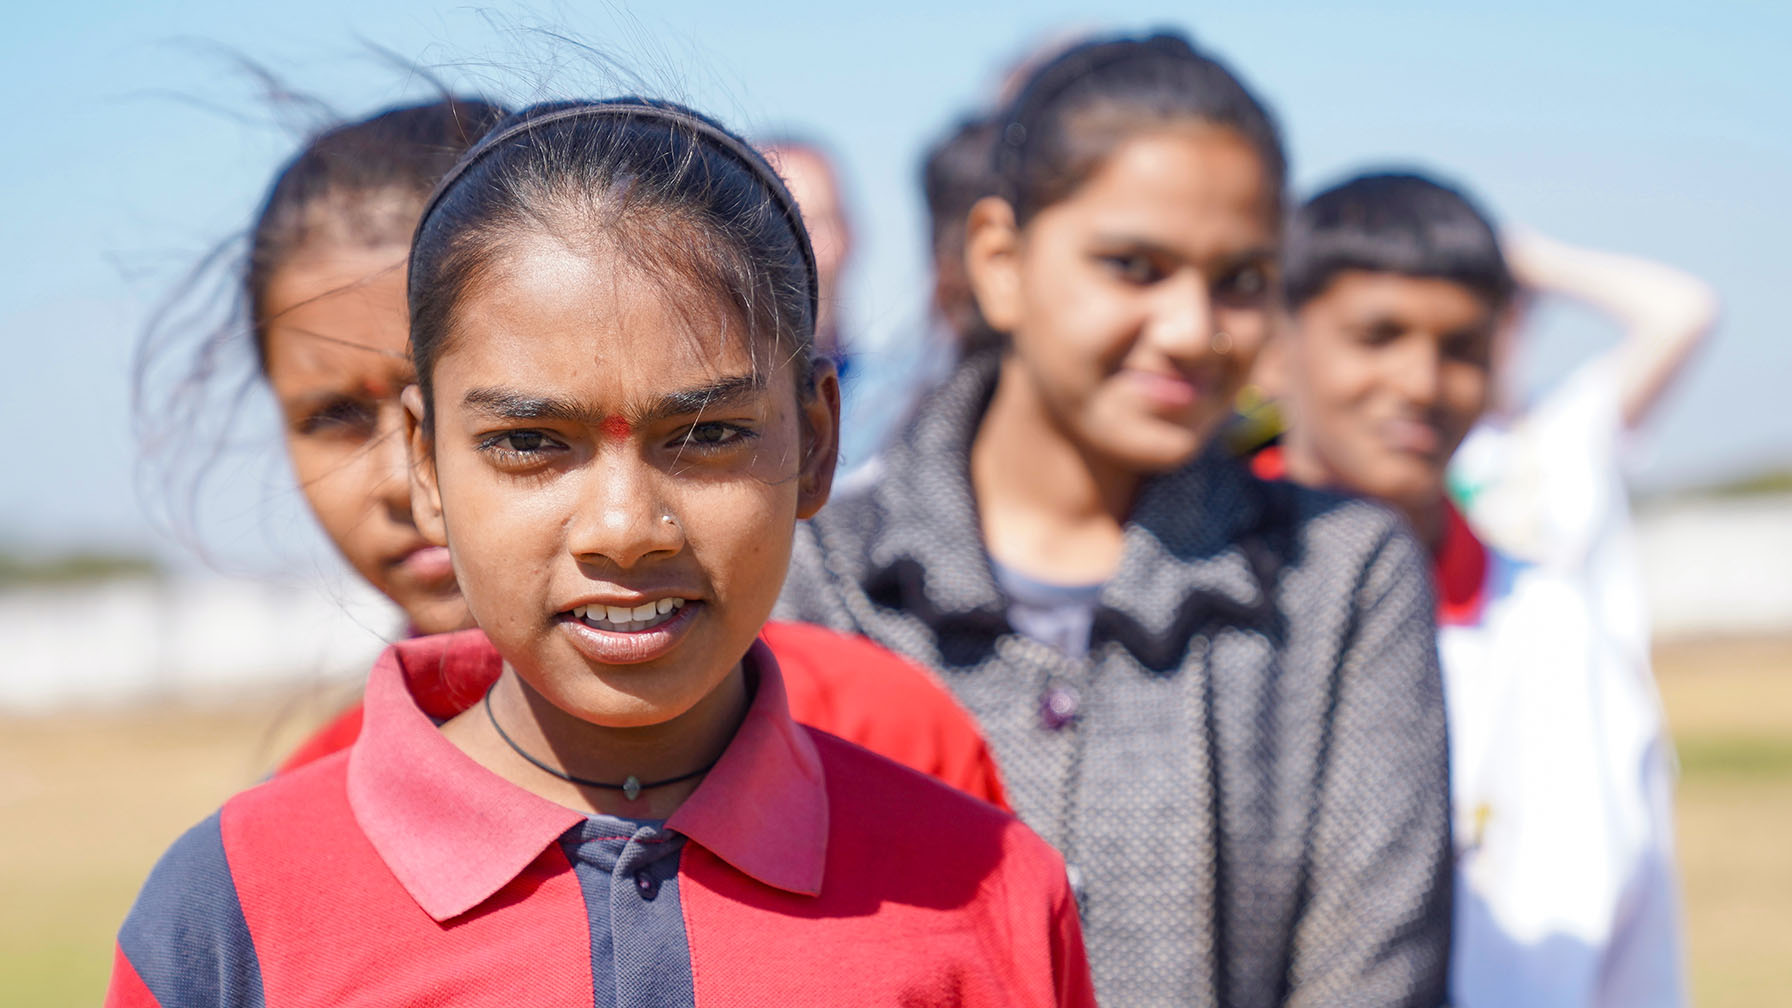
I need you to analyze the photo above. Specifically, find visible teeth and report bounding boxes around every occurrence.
[570,598,686,631]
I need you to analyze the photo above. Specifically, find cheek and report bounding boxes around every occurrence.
[433,458,553,576]
[1020,251,1123,357]
[1441,366,1491,433]
[1296,341,1372,417]
[287,440,369,531]
[678,476,799,592]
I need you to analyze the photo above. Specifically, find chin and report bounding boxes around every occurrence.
[1097,426,1208,475]
[1365,467,1446,513]
[403,598,474,637]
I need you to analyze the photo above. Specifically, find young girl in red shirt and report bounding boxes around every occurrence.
[108,97,1087,1007]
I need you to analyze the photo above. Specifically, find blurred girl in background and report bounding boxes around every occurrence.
[779,29,1452,1008]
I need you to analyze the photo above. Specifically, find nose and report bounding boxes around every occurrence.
[565,456,685,571]
[1391,338,1444,408]
[373,403,415,523]
[1147,271,1218,360]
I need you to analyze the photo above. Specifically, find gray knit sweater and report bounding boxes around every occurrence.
[777,359,1451,1008]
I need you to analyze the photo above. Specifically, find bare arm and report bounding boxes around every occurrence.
[1503,230,1719,429]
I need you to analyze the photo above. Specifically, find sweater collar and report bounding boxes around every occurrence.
[348,630,829,922]
[859,356,1275,658]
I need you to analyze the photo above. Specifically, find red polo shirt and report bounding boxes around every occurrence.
[276,621,1007,809]
[109,630,1094,1008]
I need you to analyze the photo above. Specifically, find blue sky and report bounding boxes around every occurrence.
[4,1,1788,571]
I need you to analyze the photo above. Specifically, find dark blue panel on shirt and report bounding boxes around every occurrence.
[562,815,694,1008]
[119,811,266,1008]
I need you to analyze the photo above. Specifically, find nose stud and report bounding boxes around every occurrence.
[661,514,678,527]
[1211,331,1232,356]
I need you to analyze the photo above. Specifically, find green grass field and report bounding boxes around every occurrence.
[3,637,1787,1005]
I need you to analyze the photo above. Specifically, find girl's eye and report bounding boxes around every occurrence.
[1444,330,1493,366]
[1215,266,1269,302]
[296,399,376,438]
[477,429,565,465]
[1099,253,1162,285]
[679,421,755,450]
[1349,320,1404,348]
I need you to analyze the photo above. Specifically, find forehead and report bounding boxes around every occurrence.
[767,147,840,214]
[262,246,412,387]
[1299,271,1496,331]
[1043,127,1275,251]
[433,236,771,401]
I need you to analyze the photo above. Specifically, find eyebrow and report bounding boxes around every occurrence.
[461,373,766,426]
[1091,233,1277,267]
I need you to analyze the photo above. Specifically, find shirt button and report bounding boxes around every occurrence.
[1039,685,1079,730]
[634,869,658,899]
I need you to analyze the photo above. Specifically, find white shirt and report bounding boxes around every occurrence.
[1443,355,1685,1007]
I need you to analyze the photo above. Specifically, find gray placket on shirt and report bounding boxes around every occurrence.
[561,815,694,1008]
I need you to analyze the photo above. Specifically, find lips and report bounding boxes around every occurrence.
[1382,417,1444,457]
[1125,367,1216,411]
[394,544,455,584]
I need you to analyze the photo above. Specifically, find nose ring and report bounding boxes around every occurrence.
[1211,331,1232,356]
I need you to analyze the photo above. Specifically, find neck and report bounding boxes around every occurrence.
[1279,438,1447,553]
[970,356,1136,584]
[449,663,749,820]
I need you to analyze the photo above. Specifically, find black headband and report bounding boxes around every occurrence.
[408,98,819,331]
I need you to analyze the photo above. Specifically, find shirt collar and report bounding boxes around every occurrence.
[1434,499,1490,626]
[349,630,829,922]
[1251,444,1489,625]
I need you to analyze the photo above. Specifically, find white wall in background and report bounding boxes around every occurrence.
[1638,493,1792,641]
[1,574,399,713]
[1,493,1786,711]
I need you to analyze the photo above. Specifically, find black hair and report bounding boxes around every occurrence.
[993,29,1286,228]
[920,114,1002,357]
[1283,171,1515,313]
[406,98,818,429]
[134,96,506,558]
[245,99,509,368]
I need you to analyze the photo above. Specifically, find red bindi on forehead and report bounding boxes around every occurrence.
[599,416,633,440]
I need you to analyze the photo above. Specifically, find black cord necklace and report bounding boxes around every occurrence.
[482,689,718,801]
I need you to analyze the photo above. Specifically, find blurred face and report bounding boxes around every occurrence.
[261,245,467,634]
[406,235,837,729]
[1272,270,1497,526]
[969,127,1278,473]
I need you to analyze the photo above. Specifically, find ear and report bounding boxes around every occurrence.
[794,357,841,520]
[401,384,448,547]
[964,196,1024,337]
[1488,299,1526,415]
